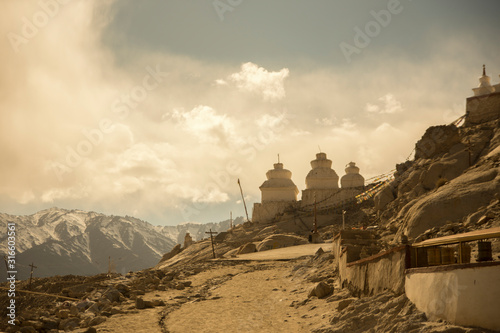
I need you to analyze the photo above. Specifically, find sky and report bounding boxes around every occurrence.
[1,0,500,226]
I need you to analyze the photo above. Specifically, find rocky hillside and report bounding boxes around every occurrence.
[0,208,177,279]
[373,118,500,242]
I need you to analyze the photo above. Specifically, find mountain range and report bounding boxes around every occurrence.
[0,208,242,279]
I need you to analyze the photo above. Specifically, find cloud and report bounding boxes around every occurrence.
[365,93,403,114]
[171,105,235,145]
[228,62,289,101]
[0,2,497,226]
[315,117,336,126]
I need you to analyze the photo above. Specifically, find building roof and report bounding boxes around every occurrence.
[412,227,500,248]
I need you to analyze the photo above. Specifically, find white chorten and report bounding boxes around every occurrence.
[472,65,495,96]
[340,162,365,188]
[259,162,299,203]
[305,152,339,189]
[493,71,500,93]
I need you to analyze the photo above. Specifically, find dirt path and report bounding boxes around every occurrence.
[91,260,333,333]
[164,261,331,333]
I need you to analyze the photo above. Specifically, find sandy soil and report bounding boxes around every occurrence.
[165,262,329,333]
[93,261,331,333]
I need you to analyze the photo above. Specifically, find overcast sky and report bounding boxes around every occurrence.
[1,0,500,225]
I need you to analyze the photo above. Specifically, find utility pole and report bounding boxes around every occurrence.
[230,211,233,230]
[28,262,37,290]
[205,229,218,259]
[342,210,346,230]
[237,178,250,222]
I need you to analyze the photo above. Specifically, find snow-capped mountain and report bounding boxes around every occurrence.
[156,216,245,245]
[0,208,173,279]
[0,208,243,279]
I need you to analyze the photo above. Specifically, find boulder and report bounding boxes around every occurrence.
[337,297,357,311]
[103,288,122,303]
[374,185,395,211]
[308,281,333,299]
[420,152,469,190]
[397,169,423,197]
[59,318,80,331]
[414,125,460,160]
[401,168,500,238]
[89,316,106,326]
[40,317,60,330]
[256,234,307,252]
[135,297,145,309]
[237,242,257,254]
[57,309,70,319]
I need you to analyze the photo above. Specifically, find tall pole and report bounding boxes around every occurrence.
[342,210,346,230]
[230,211,233,229]
[29,262,37,290]
[205,229,218,259]
[237,178,250,222]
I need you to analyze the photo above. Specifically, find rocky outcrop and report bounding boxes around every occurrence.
[400,167,499,239]
[414,125,461,160]
[375,119,500,241]
[159,244,183,263]
[237,242,257,254]
[256,234,308,252]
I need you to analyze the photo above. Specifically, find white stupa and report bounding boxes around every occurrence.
[340,162,365,188]
[259,161,299,203]
[472,65,495,96]
[305,153,339,189]
[493,71,500,93]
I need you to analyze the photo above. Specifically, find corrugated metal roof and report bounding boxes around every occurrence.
[412,227,500,247]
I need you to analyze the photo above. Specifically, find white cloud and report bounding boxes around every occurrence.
[315,117,335,126]
[215,79,227,86]
[172,105,235,145]
[365,93,403,114]
[228,62,289,101]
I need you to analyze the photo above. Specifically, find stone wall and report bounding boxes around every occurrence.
[465,91,500,126]
[405,263,500,331]
[339,245,410,296]
[252,201,299,223]
[301,188,362,209]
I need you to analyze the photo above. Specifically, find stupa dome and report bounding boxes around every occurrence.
[340,162,365,188]
[305,153,339,189]
[473,65,495,96]
[259,162,298,202]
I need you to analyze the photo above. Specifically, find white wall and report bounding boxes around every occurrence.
[405,264,500,331]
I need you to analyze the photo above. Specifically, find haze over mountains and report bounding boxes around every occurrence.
[0,208,242,279]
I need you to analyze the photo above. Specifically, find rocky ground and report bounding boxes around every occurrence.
[1,247,495,333]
